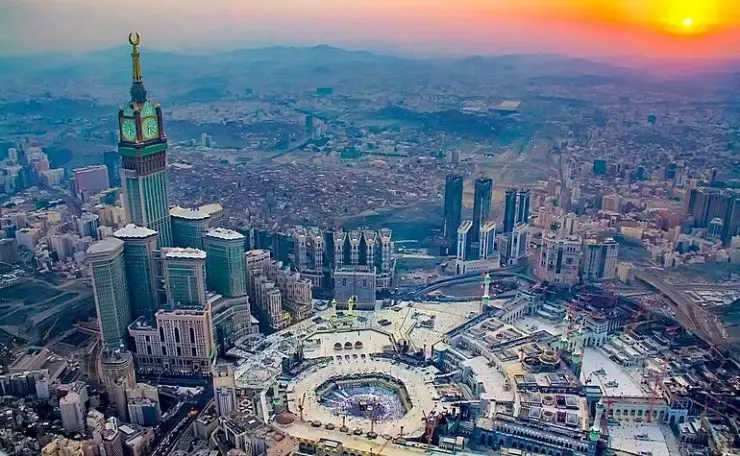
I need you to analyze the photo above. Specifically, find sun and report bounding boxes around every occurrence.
[682,17,694,28]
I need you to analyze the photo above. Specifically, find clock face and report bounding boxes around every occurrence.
[142,117,159,140]
[121,118,137,142]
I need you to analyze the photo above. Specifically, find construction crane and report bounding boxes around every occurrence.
[43,315,60,344]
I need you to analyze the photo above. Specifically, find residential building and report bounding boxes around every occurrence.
[74,165,110,201]
[583,237,619,281]
[60,391,86,434]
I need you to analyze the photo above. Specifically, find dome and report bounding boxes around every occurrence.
[275,412,296,426]
[334,343,343,351]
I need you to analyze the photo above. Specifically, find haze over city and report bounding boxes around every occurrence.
[2,0,739,60]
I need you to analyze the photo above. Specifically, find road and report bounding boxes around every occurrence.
[635,269,728,347]
[150,392,213,456]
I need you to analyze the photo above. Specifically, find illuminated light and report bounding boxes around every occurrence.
[682,17,694,28]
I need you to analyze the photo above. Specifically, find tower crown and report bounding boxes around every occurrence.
[128,33,148,104]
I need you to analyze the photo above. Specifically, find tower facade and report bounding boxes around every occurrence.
[163,248,207,307]
[170,206,211,249]
[471,178,493,248]
[118,34,172,247]
[88,238,132,349]
[443,175,463,252]
[114,224,160,320]
[203,228,246,298]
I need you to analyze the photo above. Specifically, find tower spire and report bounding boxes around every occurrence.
[128,32,148,104]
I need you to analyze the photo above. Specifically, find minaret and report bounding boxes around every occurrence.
[481,272,491,312]
[588,402,605,455]
[118,33,173,247]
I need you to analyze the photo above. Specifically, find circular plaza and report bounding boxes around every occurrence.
[287,357,441,438]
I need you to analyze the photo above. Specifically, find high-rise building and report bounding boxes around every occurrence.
[129,307,215,373]
[170,206,211,249]
[516,189,531,226]
[60,391,86,433]
[292,226,325,288]
[213,363,238,417]
[103,149,122,187]
[126,383,161,426]
[73,165,110,201]
[88,238,132,350]
[708,218,724,240]
[114,224,159,320]
[443,175,463,252]
[211,294,252,355]
[77,212,100,239]
[592,159,607,175]
[471,178,493,248]
[503,188,517,234]
[332,228,394,291]
[504,188,530,233]
[163,248,207,307]
[582,237,619,281]
[456,220,473,262]
[478,221,496,261]
[502,222,528,266]
[118,34,172,247]
[203,228,246,298]
[536,232,582,286]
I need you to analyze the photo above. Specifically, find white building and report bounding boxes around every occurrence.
[213,363,238,417]
[60,391,86,433]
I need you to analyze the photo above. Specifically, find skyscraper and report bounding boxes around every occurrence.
[118,34,172,247]
[471,178,493,253]
[504,188,530,233]
[503,188,517,233]
[443,175,463,252]
[163,248,207,307]
[203,228,246,298]
[170,206,211,250]
[114,224,159,321]
[516,189,531,226]
[103,150,121,187]
[87,238,132,350]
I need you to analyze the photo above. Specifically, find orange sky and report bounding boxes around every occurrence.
[0,0,738,59]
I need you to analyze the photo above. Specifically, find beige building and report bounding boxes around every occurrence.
[267,260,313,321]
[129,307,215,373]
[536,232,583,286]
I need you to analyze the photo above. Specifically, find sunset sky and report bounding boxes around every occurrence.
[0,0,738,59]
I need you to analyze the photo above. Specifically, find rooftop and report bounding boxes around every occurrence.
[205,228,244,241]
[87,237,124,256]
[164,247,207,260]
[114,223,158,239]
[169,205,210,221]
[199,203,223,215]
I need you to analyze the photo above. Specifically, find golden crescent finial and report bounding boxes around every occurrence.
[128,32,140,46]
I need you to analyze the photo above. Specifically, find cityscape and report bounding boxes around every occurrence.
[0,6,739,456]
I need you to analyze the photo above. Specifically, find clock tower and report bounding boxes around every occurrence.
[118,33,172,247]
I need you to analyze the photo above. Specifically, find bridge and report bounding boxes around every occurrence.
[635,268,728,348]
[404,262,533,299]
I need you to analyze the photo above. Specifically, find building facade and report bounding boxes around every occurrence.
[471,178,493,247]
[114,224,160,321]
[213,363,238,417]
[129,307,215,373]
[203,228,246,298]
[536,233,582,286]
[582,237,619,281]
[444,174,464,253]
[163,247,208,307]
[88,238,132,349]
[334,266,376,310]
[170,206,211,250]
